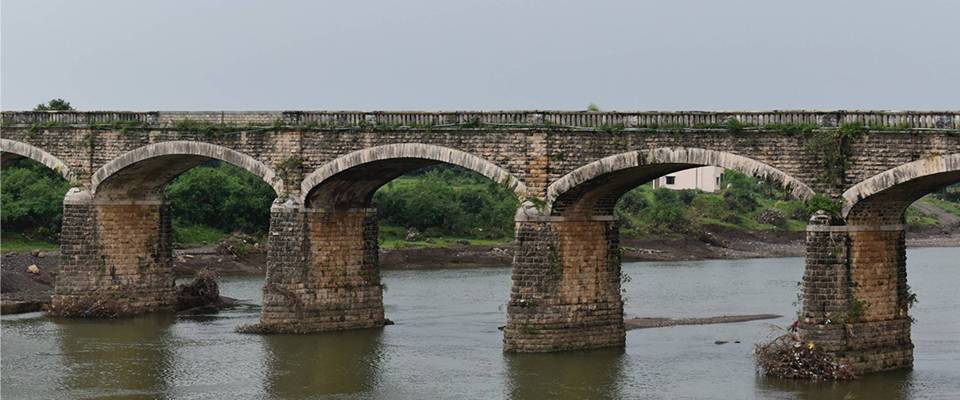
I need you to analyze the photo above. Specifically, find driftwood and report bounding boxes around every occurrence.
[755,330,856,381]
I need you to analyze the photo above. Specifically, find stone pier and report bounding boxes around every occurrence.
[260,199,385,332]
[799,212,913,374]
[50,189,176,316]
[504,209,625,352]
[3,110,955,365]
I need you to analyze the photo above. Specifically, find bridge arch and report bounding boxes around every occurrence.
[546,147,814,217]
[91,141,283,201]
[842,153,960,224]
[300,143,527,208]
[0,138,73,180]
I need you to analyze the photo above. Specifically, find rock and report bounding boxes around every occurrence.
[26,265,40,275]
[31,249,40,257]
[176,271,221,312]
[714,340,728,345]
[456,239,470,245]
[404,229,421,242]
[384,318,395,326]
[36,252,46,258]
[756,208,786,226]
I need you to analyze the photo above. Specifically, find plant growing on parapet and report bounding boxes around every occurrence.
[173,119,220,137]
[620,270,632,309]
[842,297,869,323]
[586,103,601,112]
[791,281,804,322]
[26,120,66,136]
[461,116,484,128]
[804,123,865,185]
[547,245,563,278]
[525,197,547,213]
[902,284,919,323]
[724,118,750,133]
[765,123,819,135]
[275,156,303,185]
[596,123,625,134]
[34,98,74,111]
[88,120,149,135]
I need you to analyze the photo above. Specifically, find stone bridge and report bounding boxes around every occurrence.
[2,110,958,374]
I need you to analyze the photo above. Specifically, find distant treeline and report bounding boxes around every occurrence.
[1,160,958,245]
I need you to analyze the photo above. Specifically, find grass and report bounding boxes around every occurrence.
[0,231,58,254]
[172,224,228,247]
[380,237,511,249]
[906,207,939,226]
[922,197,960,219]
[378,224,511,249]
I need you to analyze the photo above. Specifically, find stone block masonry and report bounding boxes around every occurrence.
[50,189,175,316]
[259,204,384,332]
[504,218,625,352]
[3,111,956,368]
[799,213,913,375]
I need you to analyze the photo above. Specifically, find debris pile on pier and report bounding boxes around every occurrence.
[755,332,856,381]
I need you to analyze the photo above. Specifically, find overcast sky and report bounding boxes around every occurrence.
[2,0,958,111]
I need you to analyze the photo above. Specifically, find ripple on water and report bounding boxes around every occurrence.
[2,248,959,399]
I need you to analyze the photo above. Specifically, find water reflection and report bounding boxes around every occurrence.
[262,328,385,399]
[756,370,915,399]
[505,348,626,400]
[53,314,176,399]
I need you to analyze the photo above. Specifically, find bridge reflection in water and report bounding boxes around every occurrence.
[262,329,385,398]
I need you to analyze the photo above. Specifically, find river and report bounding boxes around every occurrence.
[2,247,959,399]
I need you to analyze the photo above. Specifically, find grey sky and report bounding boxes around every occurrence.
[2,0,958,111]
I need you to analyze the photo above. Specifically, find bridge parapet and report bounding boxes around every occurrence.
[4,110,958,130]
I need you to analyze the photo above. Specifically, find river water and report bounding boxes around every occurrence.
[2,247,958,399]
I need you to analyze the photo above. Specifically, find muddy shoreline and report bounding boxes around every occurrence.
[3,226,958,315]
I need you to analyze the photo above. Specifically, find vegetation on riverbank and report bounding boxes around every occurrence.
[2,158,958,253]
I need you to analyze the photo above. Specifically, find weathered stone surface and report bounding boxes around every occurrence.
[50,191,175,317]
[799,213,913,375]
[260,203,384,332]
[2,110,957,365]
[504,218,625,352]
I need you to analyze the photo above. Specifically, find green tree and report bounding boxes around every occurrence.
[34,98,74,111]
[165,162,276,235]
[373,167,519,239]
[0,159,71,241]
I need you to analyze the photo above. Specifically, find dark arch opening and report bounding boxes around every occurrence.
[547,148,813,219]
[843,154,960,226]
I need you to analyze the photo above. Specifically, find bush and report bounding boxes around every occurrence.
[617,189,648,214]
[374,167,519,239]
[756,208,786,227]
[722,171,759,213]
[166,162,276,234]
[805,194,841,217]
[0,159,70,241]
[642,188,695,234]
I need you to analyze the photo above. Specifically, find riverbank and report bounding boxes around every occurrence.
[3,225,958,314]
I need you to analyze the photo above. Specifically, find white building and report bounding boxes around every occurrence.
[652,166,724,192]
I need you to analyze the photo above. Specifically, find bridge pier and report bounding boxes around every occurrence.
[50,189,176,317]
[259,199,385,332]
[799,212,913,374]
[504,208,625,352]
